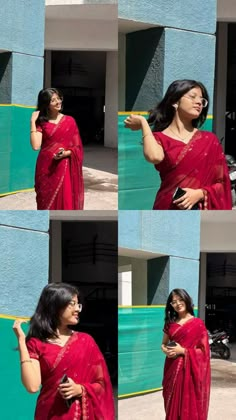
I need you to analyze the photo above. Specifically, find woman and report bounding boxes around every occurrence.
[31,88,84,210]
[13,283,115,419]
[161,288,210,420]
[124,79,232,209]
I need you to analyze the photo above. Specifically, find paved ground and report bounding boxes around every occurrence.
[118,343,236,419]
[0,146,117,210]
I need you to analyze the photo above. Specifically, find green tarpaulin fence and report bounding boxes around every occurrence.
[0,105,38,195]
[118,306,166,397]
[0,316,38,419]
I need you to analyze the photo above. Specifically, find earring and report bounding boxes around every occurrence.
[173,104,178,110]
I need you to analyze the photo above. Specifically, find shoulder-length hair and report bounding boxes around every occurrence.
[148,79,209,131]
[26,283,79,342]
[164,288,194,325]
[36,87,63,124]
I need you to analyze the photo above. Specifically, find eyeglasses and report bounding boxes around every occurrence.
[50,97,63,104]
[170,298,184,306]
[68,301,82,312]
[182,94,208,108]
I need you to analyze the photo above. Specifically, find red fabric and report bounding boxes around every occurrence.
[152,131,232,209]
[35,116,84,210]
[26,332,115,420]
[163,318,210,420]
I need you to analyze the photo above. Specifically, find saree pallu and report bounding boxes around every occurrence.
[153,131,232,209]
[163,318,210,420]
[35,116,84,210]
[27,332,115,420]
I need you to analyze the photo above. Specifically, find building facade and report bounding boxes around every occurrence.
[0,0,118,195]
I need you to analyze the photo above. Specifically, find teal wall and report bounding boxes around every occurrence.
[0,1,45,193]
[118,306,165,396]
[147,257,200,307]
[0,0,45,56]
[118,211,200,259]
[0,106,38,194]
[126,28,165,110]
[0,211,49,419]
[0,317,38,420]
[119,0,216,34]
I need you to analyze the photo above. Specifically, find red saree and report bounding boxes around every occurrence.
[153,131,232,209]
[26,332,115,420]
[163,318,210,420]
[35,116,84,210]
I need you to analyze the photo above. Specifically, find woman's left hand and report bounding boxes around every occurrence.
[58,377,82,399]
[166,343,185,358]
[173,188,204,209]
[53,148,71,160]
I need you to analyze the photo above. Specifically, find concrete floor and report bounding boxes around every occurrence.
[118,343,236,420]
[0,146,117,210]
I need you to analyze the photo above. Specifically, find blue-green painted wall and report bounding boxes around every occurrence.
[0,1,44,193]
[0,211,49,419]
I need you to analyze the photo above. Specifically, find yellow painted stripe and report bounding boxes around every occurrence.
[118,387,162,398]
[0,314,30,320]
[118,305,165,308]
[0,104,35,109]
[0,188,34,197]
[118,111,213,119]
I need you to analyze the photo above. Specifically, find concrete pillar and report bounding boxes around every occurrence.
[199,252,207,321]
[44,50,52,88]
[213,23,228,149]
[50,220,62,283]
[104,51,118,147]
[118,265,132,305]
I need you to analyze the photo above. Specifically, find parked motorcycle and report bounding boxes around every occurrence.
[208,329,231,360]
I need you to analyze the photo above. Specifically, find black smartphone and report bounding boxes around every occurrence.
[60,374,69,384]
[172,187,199,210]
[172,187,186,201]
[167,341,177,347]
[56,150,64,157]
[60,375,72,408]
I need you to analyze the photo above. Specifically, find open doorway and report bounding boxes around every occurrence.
[205,253,236,343]
[51,51,106,145]
[49,218,118,384]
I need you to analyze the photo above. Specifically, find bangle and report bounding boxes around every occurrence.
[21,359,32,364]
[30,130,37,133]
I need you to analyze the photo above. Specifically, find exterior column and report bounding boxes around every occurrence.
[104,51,118,147]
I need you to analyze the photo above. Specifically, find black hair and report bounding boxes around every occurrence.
[26,283,79,342]
[164,288,194,325]
[36,87,63,123]
[148,79,209,131]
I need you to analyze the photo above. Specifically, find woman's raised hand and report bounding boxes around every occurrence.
[31,111,40,123]
[124,114,145,131]
[12,319,28,340]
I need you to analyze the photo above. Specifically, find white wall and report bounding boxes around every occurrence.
[45,19,117,51]
[218,0,236,21]
[118,256,147,305]
[118,265,132,305]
